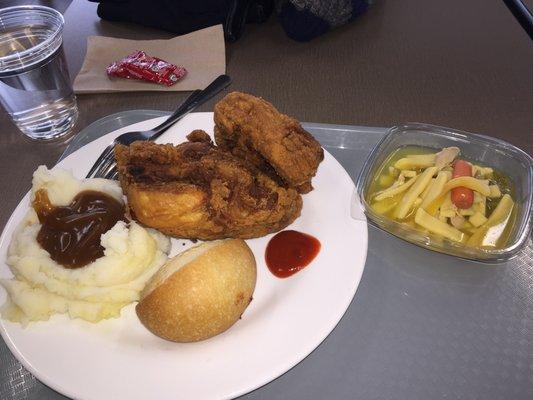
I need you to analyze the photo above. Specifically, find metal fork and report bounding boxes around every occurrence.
[85,74,232,180]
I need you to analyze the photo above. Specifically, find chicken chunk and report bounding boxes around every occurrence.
[214,92,324,193]
[115,132,302,240]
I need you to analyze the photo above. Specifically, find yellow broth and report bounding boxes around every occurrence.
[366,146,516,249]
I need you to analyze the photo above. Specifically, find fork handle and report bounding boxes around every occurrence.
[149,74,232,141]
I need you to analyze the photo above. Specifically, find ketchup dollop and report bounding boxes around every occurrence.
[265,230,321,278]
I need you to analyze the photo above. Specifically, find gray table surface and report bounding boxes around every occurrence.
[1,112,532,400]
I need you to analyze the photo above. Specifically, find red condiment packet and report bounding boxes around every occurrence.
[106,51,187,87]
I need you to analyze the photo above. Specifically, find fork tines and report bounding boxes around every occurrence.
[86,144,116,179]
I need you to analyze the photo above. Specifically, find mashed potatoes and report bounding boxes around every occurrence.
[0,167,170,325]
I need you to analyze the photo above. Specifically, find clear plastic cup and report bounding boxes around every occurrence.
[0,5,78,140]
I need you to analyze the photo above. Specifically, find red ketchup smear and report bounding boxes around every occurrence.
[265,230,321,278]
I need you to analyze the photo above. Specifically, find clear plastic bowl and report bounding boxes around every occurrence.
[356,123,533,263]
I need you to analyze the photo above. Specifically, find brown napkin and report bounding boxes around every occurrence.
[73,25,225,93]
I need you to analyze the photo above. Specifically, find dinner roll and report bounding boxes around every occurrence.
[136,239,256,342]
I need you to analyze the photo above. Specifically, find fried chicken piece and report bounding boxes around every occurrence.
[115,131,302,240]
[214,92,324,193]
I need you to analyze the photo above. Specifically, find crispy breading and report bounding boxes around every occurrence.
[115,132,302,240]
[214,92,324,193]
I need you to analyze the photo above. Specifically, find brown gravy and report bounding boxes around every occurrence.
[33,189,126,269]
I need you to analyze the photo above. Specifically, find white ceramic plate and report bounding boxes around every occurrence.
[0,113,367,400]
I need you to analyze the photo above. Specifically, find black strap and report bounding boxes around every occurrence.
[225,0,274,42]
[503,0,533,40]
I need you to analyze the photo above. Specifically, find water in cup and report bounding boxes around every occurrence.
[0,6,78,140]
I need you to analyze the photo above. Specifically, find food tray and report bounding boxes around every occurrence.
[2,111,532,400]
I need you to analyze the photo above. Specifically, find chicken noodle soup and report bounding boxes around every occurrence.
[366,146,516,249]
